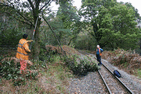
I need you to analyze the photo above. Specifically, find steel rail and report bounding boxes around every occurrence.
[102,63,134,94]
[98,70,112,94]
[93,56,134,94]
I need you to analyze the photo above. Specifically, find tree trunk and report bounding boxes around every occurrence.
[33,25,40,60]
[33,15,41,60]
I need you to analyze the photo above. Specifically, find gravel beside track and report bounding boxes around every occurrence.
[68,72,108,94]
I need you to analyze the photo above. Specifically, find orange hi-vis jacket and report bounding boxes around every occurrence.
[16,39,31,60]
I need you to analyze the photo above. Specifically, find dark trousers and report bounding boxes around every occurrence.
[96,54,102,64]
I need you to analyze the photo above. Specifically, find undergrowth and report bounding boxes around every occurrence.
[101,48,141,77]
[0,59,38,86]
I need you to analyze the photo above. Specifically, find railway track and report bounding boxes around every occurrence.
[98,63,134,94]
[78,50,137,94]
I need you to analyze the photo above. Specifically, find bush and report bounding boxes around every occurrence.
[65,55,98,76]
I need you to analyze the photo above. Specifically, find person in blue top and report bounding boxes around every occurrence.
[96,45,103,66]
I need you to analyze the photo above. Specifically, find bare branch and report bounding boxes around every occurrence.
[39,0,51,11]
[27,0,35,10]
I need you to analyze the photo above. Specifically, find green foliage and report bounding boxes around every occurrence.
[65,55,98,76]
[39,45,48,61]
[0,26,24,46]
[80,0,141,50]
[0,60,20,80]
[0,13,25,46]
[49,55,61,63]
[40,1,81,46]
[122,2,141,23]
[0,59,38,86]
[0,60,25,86]
[98,3,140,50]
[57,1,80,28]
[137,69,141,78]
[74,32,96,50]
[0,6,32,47]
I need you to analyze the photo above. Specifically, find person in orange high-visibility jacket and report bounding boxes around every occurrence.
[16,34,33,74]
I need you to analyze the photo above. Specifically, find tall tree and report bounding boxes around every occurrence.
[80,0,141,50]
[0,0,55,60]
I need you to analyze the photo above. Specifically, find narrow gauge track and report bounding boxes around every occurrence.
[98,63,134,94]
[78,50,134,94]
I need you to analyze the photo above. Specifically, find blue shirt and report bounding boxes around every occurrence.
[96,48,103,55]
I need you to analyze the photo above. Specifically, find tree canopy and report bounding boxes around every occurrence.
[80,0,141,50]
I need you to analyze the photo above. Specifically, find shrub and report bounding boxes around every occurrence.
[65,55,98,76]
